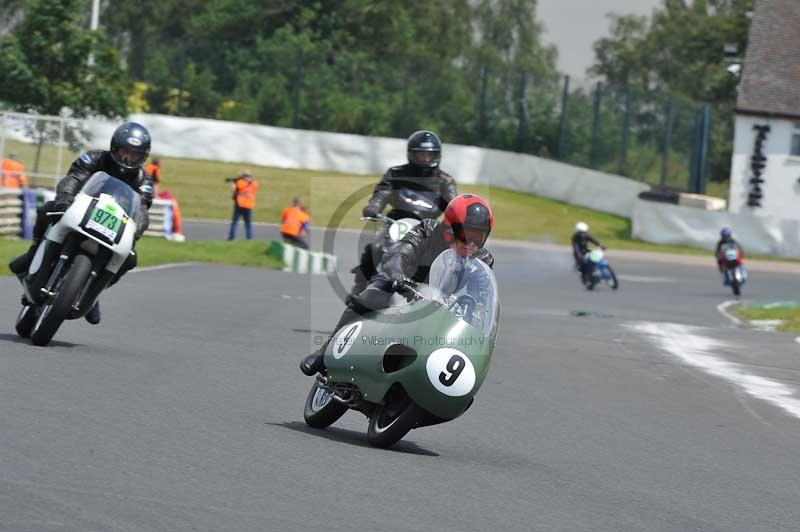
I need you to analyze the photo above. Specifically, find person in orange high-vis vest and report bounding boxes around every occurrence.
[145,157,162,194]
[280,197,311,249]
[1,154,29,188]
[226,169,259,240]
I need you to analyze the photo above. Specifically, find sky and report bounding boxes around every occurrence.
[537,0,663,80]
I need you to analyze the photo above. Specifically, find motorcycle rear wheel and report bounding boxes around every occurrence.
[304,380,348,429]
[31,254,92,346]
[367,397,424,448]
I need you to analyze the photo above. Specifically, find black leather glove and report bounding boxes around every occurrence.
[50,198,72,213]
[362,204,380,218]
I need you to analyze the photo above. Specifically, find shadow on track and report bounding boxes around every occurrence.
[268,421,440,457]
[0,333,84,349]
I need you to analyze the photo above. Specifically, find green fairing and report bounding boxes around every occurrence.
[325,299,496,420]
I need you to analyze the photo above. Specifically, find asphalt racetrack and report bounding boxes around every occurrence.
[2,220,800,532]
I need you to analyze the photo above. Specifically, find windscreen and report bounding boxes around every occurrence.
[391,189,442,218]
[80,172,141,217]
[428,248,499,336]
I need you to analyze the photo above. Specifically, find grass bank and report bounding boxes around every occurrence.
[735,304,800,334]
[0,237,282,276]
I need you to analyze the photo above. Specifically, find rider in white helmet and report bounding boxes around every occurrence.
[571,221,603,282]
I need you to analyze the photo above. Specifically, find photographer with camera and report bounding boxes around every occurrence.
[226,169,259,240]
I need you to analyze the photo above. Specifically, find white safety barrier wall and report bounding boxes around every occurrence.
[78,114,650,218]
[0,188,23,236]
[632,199,800,258]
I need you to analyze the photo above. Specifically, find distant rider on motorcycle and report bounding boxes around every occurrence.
[715,227,743,274]
[8,122,155,324]
[301,194,494,376]
[572,221,604,284]
[352,130,458,294]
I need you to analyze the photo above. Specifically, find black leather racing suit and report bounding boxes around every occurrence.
[329,219,494,345]
[32,150,153,282]
[353,163,458,294]
[571,231,602,281]
[364,163,458,219]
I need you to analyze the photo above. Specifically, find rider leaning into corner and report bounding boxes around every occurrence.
[301,194,495,376]
[352,130,458,294]
[715,227,743,272]
[571,221,604,283]
[8,122,155,325]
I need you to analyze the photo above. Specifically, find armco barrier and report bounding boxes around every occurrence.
[0,188,24,236]
[267,240,337,274]
[0,188,174,240]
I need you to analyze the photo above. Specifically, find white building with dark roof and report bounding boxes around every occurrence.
[729,0,800,220]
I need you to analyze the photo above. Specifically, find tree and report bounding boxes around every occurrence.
[589,0,754,182]
[0,0,129,170]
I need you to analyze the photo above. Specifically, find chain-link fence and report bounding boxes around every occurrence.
[0,111,90,188]
[551,77,714,193]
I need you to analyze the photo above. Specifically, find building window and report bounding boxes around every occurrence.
[793,123,800,156]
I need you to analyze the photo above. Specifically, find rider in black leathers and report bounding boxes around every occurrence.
[301,194,494,376]
[571,221,604,285]
[8,122,154,324]
[353,130,457,294]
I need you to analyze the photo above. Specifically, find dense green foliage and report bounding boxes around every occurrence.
[101,0,558,149]
[589,0,753,181]
[0,0,128,118]
[0,0,754,188]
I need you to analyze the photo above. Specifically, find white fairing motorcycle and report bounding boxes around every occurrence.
[16,172,141,346]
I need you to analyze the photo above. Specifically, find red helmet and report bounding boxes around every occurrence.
[443,194,493,247]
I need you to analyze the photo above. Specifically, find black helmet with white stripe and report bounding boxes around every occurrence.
[407,130,442,168]
[110,122,151,171]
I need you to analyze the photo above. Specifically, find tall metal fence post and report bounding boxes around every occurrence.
[476,64,489,146]
[557,75,570,159]
[697,104,711,194]
[0,113,6,159]
[401,67,410,136]
[515,71,529,153]
[619,87,631,176]
[660,97,675,187]
[56,115,65,179]
[589,81,603,168]
[292,47,304,129]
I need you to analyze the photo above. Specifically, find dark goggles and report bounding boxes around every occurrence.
[452,228,488,247]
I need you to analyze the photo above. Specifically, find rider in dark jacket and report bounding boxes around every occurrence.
[301,194,494,376]
[353,130,458,294]
[715,227,743,272]
[8,122,154,324]
[571,221,603,283]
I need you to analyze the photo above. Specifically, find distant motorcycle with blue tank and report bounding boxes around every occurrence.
[581,248,619,291]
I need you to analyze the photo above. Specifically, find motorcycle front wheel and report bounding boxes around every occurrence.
[31,254,92,346]
[367,397,424,449]
[304,380,348,429]
[604,267,619,290]
[15,304,38,338]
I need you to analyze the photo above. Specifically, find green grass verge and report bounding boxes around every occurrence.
[0,237,283,276]
[735,305,800,334]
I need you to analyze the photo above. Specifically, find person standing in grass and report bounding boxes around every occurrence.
[226,169,258,240]
[280,196,311,249]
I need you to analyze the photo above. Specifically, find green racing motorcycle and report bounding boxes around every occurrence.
[303,248,500,448]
